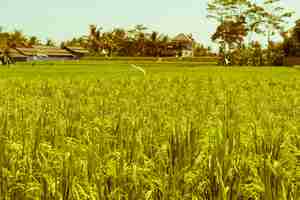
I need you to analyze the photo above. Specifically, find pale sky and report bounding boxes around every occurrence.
[1,0,299,46]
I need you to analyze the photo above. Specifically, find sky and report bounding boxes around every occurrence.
[1,0,299,46]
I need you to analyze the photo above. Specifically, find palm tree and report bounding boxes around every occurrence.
[149,31,159,56]
[159,35,170,57]
[102,32,116,57]
[128,24,148,56]
[88,25,103,54]
[111,28,126,55]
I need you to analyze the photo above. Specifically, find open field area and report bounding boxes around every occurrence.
[0,62,299,199]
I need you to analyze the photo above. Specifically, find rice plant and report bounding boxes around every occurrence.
[0,66,299,199]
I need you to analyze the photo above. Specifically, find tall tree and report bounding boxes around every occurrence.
[244,0,294,43]
[128,24,148,56]
[88,25,103,54]
[160,35,170,56]
[208,0,249,64]
[112,28,127,56]
[208,0,293,64]
[102,32,116,57]
[208,0,293,43]
[149,31,159,56]
[207,0,249,23]
[244,0,293,62]
[211,18,248,64]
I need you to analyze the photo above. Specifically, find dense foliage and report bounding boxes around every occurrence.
[208,0,294,66]
[226,41,285,66]
[283,19,300,57]
[63,25,213,57]
[0,25,213,61]
[0,64,299,199]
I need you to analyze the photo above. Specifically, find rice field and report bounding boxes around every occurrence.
[0,63,299,199]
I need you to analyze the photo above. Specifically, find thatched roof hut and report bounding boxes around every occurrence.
[32,45,74,58]
[63,46,89,58]
[15,45,75,60]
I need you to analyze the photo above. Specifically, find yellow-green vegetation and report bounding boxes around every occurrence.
[0,63,299,199]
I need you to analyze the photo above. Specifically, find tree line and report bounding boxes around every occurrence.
[0,25,213,59]
[1,0,299,66]
[63,24,213,57]
[0,29,55,48]
[207,0,298,66]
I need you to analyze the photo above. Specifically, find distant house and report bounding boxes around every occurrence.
[16,45,75,61]
[63,46,89,58]
[160,45,177,57]
[171,33,194,57]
